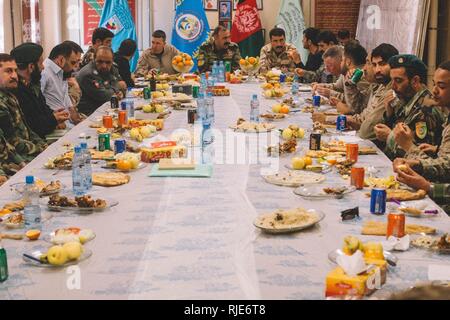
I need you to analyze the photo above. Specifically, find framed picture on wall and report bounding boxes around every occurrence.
[204,0,218,11]
[218,0,232,21]
[233,0,263,10]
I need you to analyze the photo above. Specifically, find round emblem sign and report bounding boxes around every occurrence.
[175,14,202,41]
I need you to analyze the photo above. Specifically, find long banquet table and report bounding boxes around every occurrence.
[0,83,449,300]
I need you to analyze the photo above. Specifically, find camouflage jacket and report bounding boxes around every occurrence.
[197,40,242,74]
[80,46,95,70]
[259,43,298,74]
[0,89,47,163]
[430,184,450,215]
[301,64,338,84]
[0,128,24,177]
[383,88,445,159]
[406,114,450,183]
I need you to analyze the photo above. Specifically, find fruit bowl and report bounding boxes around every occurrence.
[172,53,194,74]
[239,57,261,82]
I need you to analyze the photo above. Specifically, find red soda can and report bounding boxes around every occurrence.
[351,167,365,190]
[103,115,113,129]
[387,212,406,239]
[118,110,128,126]
[346,144,359,163]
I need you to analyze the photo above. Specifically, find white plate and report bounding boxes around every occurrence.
[262,171,326,188]
[254,209,325,234]
[46,197,119,214]
[22,247,93,268]
[284,164,332,174]
[298,86,312,92]
[43,229,96,245]
[10,182,65,197]
[294,185,356,199]
[102,161,147,172]
[328,249,398,267]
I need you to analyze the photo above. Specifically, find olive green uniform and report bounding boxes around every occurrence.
[197,40,242,74]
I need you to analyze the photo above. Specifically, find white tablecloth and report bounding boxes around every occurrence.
[0,83,449,300]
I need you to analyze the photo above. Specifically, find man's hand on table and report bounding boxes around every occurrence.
[396,165,431,193]
[374,124,391,142]
[393,122,414,152]
[0,175,8,186]
[54,108,70,124]
[393,158,421,173]
[312,112,326,124]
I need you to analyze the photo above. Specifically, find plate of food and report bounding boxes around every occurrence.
[266,139,298,157]
[46,194,118,213]
[11,180,64,197]
[285,163,332,174]
[254,208,325,234]
[102,152,145,172]
[230,118,276,133]
[294,185,357,199]
[22,245,92,268]
[365,189,427,202]
[262,171,326,188]
[259,113,288,122]
[43,227,96,245]
[92,172,131,187]
[1,212,24,229]
[411,234,450,255]
[389,200,441,218]
[327,248,398,266]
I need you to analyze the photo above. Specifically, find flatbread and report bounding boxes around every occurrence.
[92,172,130,187]
[255,208,321,231]
[263,171,325,187]
[90,150,115,160]
[366,189,427,202]
[362,221,436,236]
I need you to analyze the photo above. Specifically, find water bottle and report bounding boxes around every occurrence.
[218,61,225,83]
[201,96,213,146]
[197,92,206,125]
[212,61,218,81]
[0,240,8,283]
[291,76,299,96]
[250,94,260,122]
[80,143,92,190]
[23,176,42,231]
[206,91,215,124]
[126,88,135,119]
[72,146,86,196]
[201,140,215,165]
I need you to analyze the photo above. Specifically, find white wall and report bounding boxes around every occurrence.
[151,0,175,43]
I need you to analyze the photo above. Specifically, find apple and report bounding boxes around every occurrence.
[63,242,83,261]
[297,128,305,139]
[47,245,68,266]
[282,128,293,140]
[292,157,306,170]
[272,104,282,113]
[155,104,165,113]
[363,242,384,260]
[142,104,154,113]
[265,90,273,98]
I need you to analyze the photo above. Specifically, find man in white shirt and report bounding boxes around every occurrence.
[41,41,84,126]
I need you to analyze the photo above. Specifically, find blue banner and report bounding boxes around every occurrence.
[99,0,139,71]
[171,0,211,71]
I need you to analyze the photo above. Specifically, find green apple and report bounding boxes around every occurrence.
[155,104,165,113]
[297,128,305,139]
[291,157,306,170]
[47,245,68,266]
[63,242,83,261]
[282,128,293,140]
[142,104,153,113]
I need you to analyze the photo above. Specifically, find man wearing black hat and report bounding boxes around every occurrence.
[374,54,446,160]
[10,42,69,139]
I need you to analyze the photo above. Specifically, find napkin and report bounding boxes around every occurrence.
[336,250,367,277]
[382,235,410,251]
[270,68,282,76]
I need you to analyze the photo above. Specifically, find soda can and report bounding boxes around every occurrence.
[279,73,287,83]
[192,86,200,98]
[143,87,151,100]
[313,95,321,107]
[351,167,365,190]
[225,72,231,83]
[346,144,359,163]
[351,69,364,84]
[387,212,406,239]
[120,101,127,111]
[98,133,111,151]
[118,110,128,126]
[110,96,119,109]
[114,139,127,154]
[188,109,197,124]
[370,188,387,215]
[224,61,231,73]
[309,133,321,151]
[336,115,347,131]
[102,115,113,129]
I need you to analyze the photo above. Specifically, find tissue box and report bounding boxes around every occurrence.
[364,258,387,284]
[141,144,188,163]
[172,84,192,95]
[325,266,385,298]
[128,119,164,131]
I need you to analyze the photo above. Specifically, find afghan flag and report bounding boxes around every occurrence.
[231,0,264,58]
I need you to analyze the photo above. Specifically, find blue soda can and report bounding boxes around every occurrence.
[336,115,347,131]
[120,101,127,111]
[114,139,127,154]
[370,188,387,215]
[279,73,286,83]
[313,95,321,107]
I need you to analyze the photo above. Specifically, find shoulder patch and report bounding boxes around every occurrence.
[416,121,428,140]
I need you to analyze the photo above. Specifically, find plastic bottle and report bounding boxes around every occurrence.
[206,91,215,125]
[201,96,213,146]
[72,146,86,196]
[291,76,300,96]
[125,88,135,119]
[23,176,42,231]
[80,143,92,190]
[218,61,225,83]
[0,240,8,282]
[250,94,260,122]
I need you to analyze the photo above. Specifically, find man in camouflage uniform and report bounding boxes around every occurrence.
[259,27,302,74]
[197,25,241,73]
[0,54,47,163]
[374,55,445,160]
[0,128,26,185]
[393,61,450,186]
[77,46,126,116]
[80,27,114,69]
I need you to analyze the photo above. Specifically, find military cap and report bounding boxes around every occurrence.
[10,43,43,65]
[388,54,428,73]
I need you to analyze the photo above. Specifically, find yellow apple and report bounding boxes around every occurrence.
[282,128,293,140]
[142,104,154,113]
[292,157,306,170]
[63,242,83,261]
[272,104,282,113]
[297,128,305,139]
[47,245,69,266]
[155,104,165,113]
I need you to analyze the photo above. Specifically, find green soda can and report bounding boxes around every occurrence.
[0,240,8,283]
[351,69,364,84]
[192,86,199,98]
[98,133,111,151]
[225,61,231,73]
[143,87,151,100]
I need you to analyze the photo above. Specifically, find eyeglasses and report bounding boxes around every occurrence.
[341,207,360,221]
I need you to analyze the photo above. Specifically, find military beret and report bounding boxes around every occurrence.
[388,54,427,73]
[10,43,43,65]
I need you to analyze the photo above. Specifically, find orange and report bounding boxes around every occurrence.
[303,157,313,166]
[172,59,177,65]
[117,160,132,171]
[177,62,185,68]
[175,56,183,63]
[0,209,12,217]
[184,56,192,62]
[280,106,290,114]
[248,57,256,65]
[239,59,246,65]
[26,230,41,241]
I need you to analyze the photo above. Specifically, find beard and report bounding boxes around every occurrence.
[375,73,390,85]
[30,65,42,85]
[341,64,349,76]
